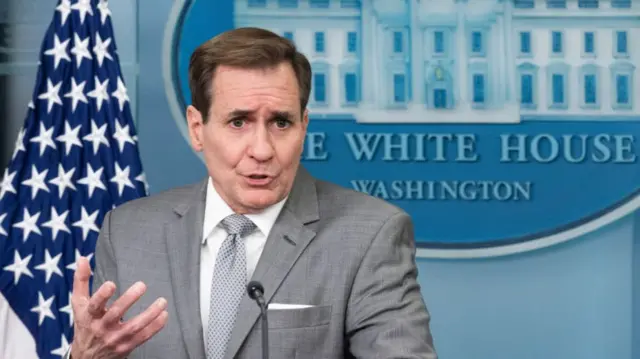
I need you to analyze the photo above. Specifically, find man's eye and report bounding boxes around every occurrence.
[230,119,244,128]
[275,119,290,128]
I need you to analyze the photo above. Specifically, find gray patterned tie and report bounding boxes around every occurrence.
[206,214,256,359]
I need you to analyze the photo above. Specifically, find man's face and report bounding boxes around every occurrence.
[186,62,308,214]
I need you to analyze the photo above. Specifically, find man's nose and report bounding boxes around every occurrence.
[247,126,275,161]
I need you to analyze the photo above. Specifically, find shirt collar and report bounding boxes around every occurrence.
[202,177,288,243]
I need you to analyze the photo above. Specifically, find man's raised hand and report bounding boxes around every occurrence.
[70,257,169,359]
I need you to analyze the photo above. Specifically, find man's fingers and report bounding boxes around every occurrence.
[72,257,92,300]
[122,310,169,353]
[102,281,147,324]
[119,297,167,338]
[86,281,117,317]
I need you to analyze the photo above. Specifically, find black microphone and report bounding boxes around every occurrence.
[247,281,268,359]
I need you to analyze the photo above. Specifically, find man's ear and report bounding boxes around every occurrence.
[302,108,309,131]
[186,105,204,152]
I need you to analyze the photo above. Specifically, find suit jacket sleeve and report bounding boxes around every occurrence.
[346,211,438,359]
[92,210,121,305]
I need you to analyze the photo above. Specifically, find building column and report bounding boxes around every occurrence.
[503,0,515,103]
[361,0,375,106]
[455,0,468,107]
[496,12,506,105]
[409,0,423,106]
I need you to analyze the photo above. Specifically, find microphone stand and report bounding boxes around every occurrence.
[247,281,269,359]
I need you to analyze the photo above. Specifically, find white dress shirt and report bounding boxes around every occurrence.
[199,177,287,335]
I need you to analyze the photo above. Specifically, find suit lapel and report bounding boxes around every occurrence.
[224,167,320,359]
[165,179,208,359]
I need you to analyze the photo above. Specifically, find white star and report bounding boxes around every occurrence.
[110,163,135,197]
[58,292,73,327]
[31,292,56,326]
[56,121,83,156]
[11,128,26,160]
[93,33,113,67]
[0,213,7,237]
[87,76,110,111]
[64,77,88,112]
[37,78,63,114]
[34,249,64,284]
[51,334,70,358]
[49,164,77,199]
[28,100,35,109]
[0,168,17,200]
[44,34,70,70]
[73,207,100,241]
[56,0,72,26]
[113,120,135,153]
[71,0,93,25]
[12,208,42,242]
[83,120,110,155]
[3,251,34,284]
[66,250,93,272]
[29,123,57,156]
[136,172,150,196]
[111,77,130,112]
[21,165,50,200]
[42,206,71,241]
[97,0,111,25]
[70,33,92,68]
[77,164,106,198]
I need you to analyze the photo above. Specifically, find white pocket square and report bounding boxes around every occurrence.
[267,303,315,310]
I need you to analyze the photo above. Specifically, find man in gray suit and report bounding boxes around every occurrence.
[69,27,438,359]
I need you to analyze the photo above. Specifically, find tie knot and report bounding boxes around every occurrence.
[220,214,256,237]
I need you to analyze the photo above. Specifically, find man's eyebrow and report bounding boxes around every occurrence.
[227,109,252,118]
[271,111,294,121]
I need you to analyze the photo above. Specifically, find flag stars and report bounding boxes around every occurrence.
[93,33,113,67]
[44,34,70,70]
[30,123,57,156]
[34,249,64,283]
[111,163,135,197]
[42,206,71,240]
[56,121,83,156]
[59,292,73,327]
[73,207,100,241]
[56,0,72,26]
[21,165,50,200]
[66,250,93,272]
[3,251,34,284]
[0,168,17,200]
[13,208,42,242]
[113,120,135,153]
[77,164,106,198]
[0,213,7,237]
[49,164,77,199]
[87,76,110,111]
[97,0,111,25]
[71,0,94,25]
[70,33,92,68]
[64,77,88,112]
[12,128,26,160]
[38,78,63,114]
[111,77,130,112]
[51,334,70,358]
[31,292,56,326]
[136,172,150,195]
[83,120,110,155]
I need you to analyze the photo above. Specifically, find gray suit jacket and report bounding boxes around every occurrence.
[93,167,437,358]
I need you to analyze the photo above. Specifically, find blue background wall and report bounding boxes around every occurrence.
[0,1,638,358]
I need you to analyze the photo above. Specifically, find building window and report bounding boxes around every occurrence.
[248,0,266,7]
[517,62,539,109]
[315,32,325,53]
[547,0,566,8]
[578,0,598,8]
[393,74,406,103]
[615,31,628,56]
[472,74,485,104]
[579,64,600,109]
[345,73,358,103]
[434,31,444,54]
[552,74,564,104]
[313,73,326,103]
[547,62,569,109]
[347,32,357,53]
[278,0,298,8]
[610,61,634,110]
[551,31,563,55]
[471,31,483,54]
[616,75,629,104]
[514,0,534,8]
[283,31,294,42]
[584,74,596,104]
[340,0,360,8]
[519,31,531,55]
[310,0,330,8]
[583,32,595,55]
[611,0,631,8]
[393,31,403,53]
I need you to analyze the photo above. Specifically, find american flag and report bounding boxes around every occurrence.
[0,0,147,358]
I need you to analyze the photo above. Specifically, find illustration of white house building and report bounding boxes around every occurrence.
[234,0,639,123]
